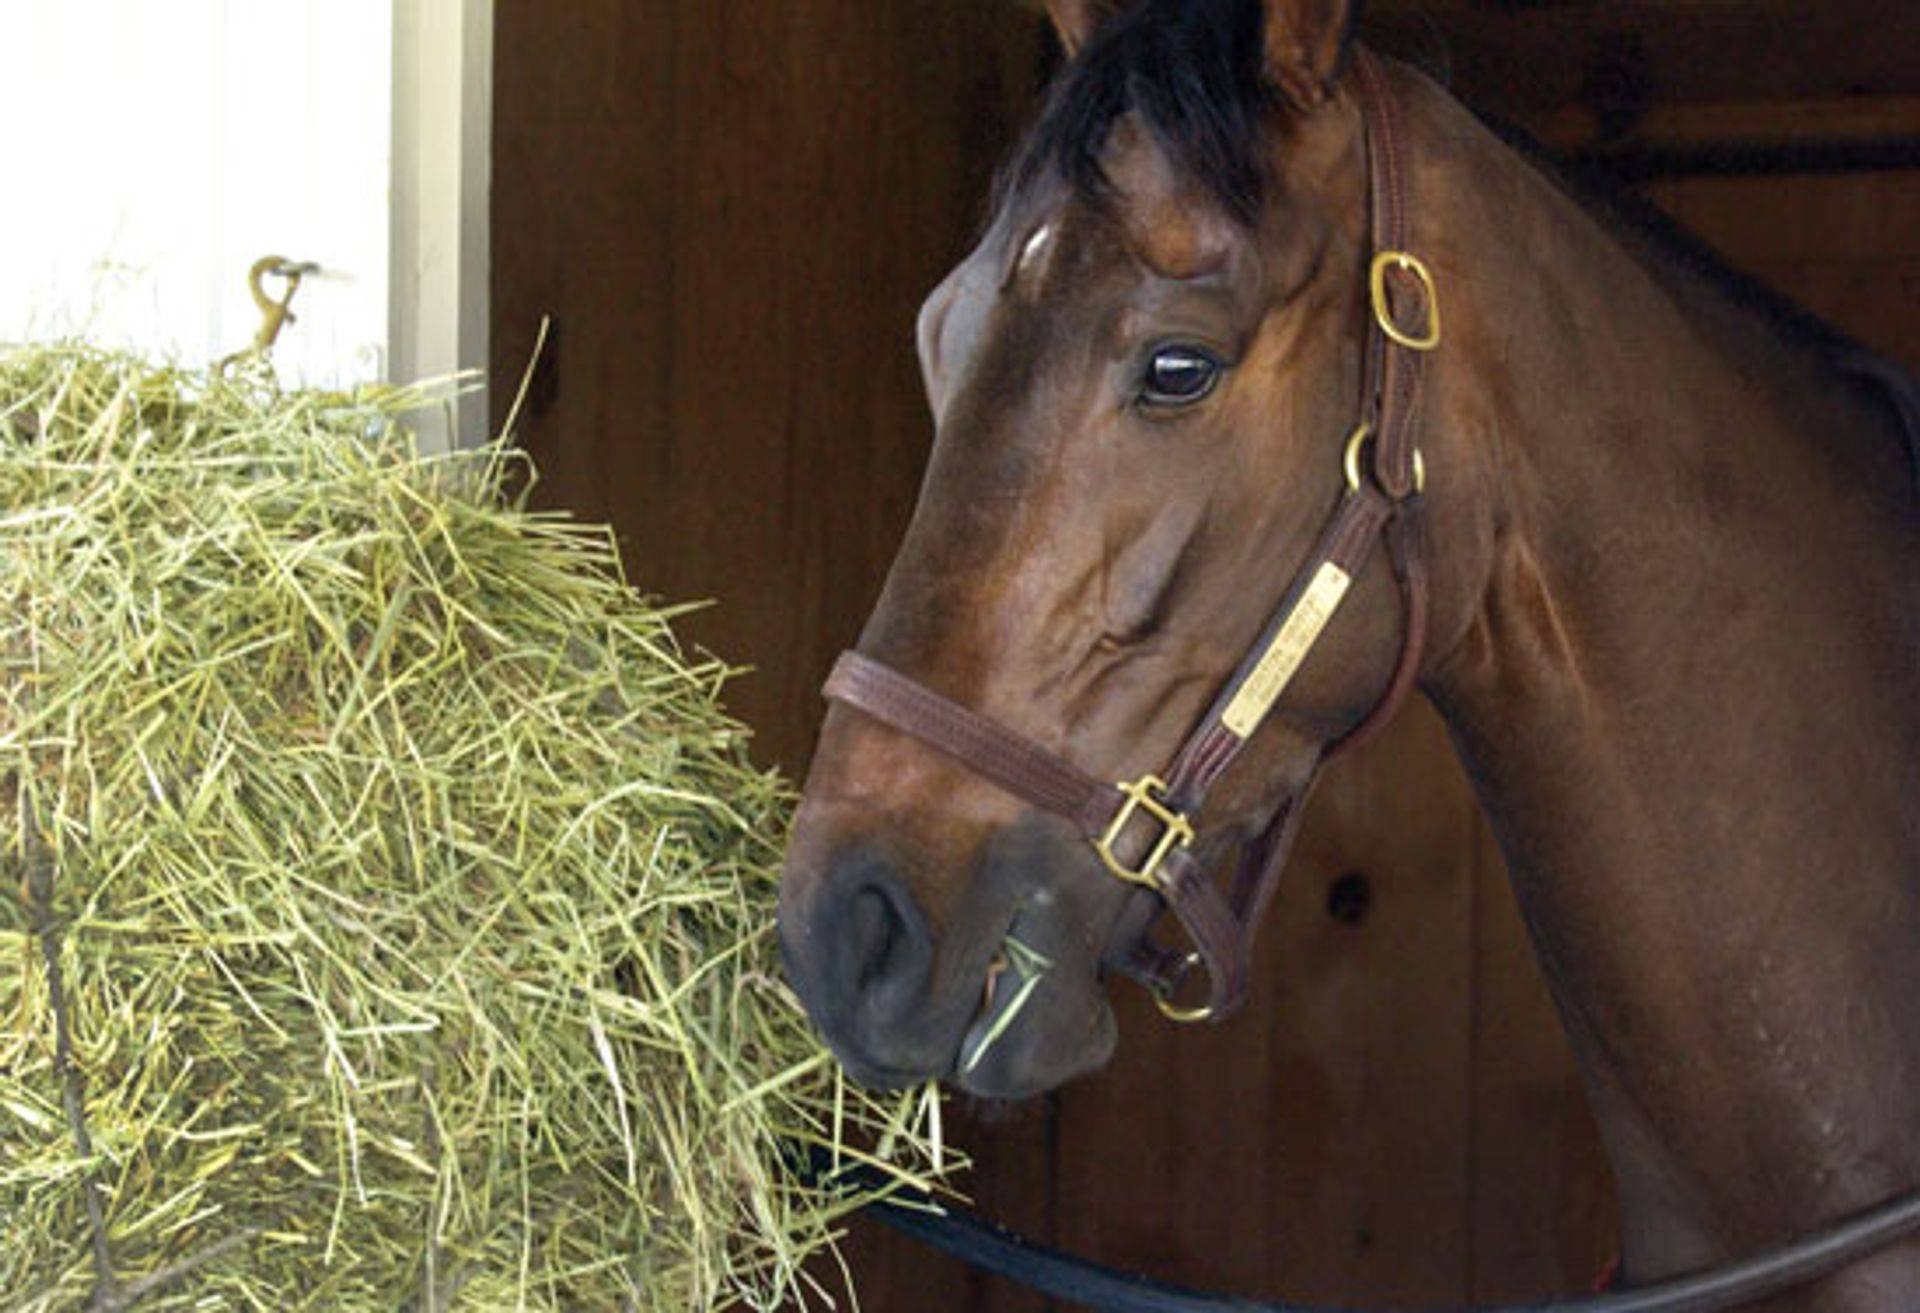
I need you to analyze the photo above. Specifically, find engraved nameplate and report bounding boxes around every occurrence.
[1220,562,1352,739]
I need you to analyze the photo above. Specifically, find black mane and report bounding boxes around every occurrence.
[1002,0,1273,221]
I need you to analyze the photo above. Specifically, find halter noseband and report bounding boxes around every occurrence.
[824,50,1435,1023]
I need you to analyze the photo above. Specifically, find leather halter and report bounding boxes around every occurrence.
[824,50,1433,1023]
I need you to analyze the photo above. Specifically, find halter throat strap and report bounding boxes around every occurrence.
[823,49,1434,1023]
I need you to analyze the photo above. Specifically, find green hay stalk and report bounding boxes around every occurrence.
[958,937,1051,1077]
[0,345,956,1311]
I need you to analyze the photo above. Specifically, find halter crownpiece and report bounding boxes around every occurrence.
[824,49,1434,1024]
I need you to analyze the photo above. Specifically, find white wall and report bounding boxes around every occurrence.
[0,0,491,445]
[0,1,394,389]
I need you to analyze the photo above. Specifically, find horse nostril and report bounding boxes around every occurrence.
[784,852,934,1032]
[844,869,933,1002]
[848,885,906,988]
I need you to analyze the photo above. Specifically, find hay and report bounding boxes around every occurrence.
[958,937,1050,1077]
[0,345,953,1311]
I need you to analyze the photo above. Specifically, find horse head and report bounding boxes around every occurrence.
[779,0,1449,1099]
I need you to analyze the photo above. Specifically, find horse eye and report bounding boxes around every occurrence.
[1140,345,1221,407]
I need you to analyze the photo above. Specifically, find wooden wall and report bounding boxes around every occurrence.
[1641,170,1920,365]
[491,3,1915,1307]
[491,0,1047,771]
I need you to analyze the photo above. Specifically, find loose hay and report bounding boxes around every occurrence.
[0,345,952,1311]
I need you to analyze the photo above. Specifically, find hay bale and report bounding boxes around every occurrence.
[0,346,948,1311]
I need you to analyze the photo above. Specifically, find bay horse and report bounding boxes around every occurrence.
[776,0,1920,1306]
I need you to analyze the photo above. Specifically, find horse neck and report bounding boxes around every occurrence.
[1391,73,1920,1281]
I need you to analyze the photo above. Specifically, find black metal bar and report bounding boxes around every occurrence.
[1568,136,1920,181]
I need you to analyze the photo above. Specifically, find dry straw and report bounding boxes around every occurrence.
[0,345,953,1311]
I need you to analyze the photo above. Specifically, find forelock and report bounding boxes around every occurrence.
[999,0,1273,224]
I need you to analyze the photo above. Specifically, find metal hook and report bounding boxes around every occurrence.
[245,256,320,353]
[219,255,320,373]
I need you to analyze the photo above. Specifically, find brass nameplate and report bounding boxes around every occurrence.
[1220,562,1352,738]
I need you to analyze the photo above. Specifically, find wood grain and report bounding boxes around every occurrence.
[1364,1,1920,127]
[492,0,1047,772]
[1643,170,1920,366]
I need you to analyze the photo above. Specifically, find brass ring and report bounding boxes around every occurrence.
[1342,423,1373,493]
[1369,250,1441,351]
[1343,424,1426,496]
[1150,953,1214,1024]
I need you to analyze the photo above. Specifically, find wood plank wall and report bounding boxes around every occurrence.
[491,0,1046,772]
[491,4,1915,1308]
[1641,171,1920,366]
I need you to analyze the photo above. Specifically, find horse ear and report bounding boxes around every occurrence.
[1260,0,1359,110]
[1041,0,1121,56]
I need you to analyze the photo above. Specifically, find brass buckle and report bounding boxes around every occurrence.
[1093,774,1194,891]
[1369,251,1441,351]
[1149,952,1213,1024]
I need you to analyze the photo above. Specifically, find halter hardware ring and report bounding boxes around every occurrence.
[1149,952,1213,1024]
[1343,423,1426,496]
[1093,774,1194,891]
[1369,250,1441,351]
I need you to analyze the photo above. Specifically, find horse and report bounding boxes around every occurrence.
[775,0,1920,1306]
